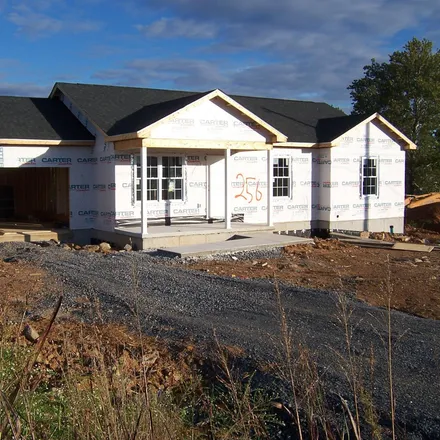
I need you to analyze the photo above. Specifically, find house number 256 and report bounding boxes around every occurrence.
[234,173,263,203]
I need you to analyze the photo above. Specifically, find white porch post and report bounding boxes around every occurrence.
[267,148,273,226]
[224,148,231,229]
[140,145,148,236]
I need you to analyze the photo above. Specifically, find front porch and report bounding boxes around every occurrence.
[90,219,312,252]
[97,220,275,249]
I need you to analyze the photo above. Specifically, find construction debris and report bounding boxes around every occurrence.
[406,192,440,231]
[23,323,40,343]
[392,242,434,252]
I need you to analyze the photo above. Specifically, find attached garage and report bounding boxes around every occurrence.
[0,96,95,231]
[0,168,69,225]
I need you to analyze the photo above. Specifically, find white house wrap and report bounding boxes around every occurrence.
[0,83,416,249]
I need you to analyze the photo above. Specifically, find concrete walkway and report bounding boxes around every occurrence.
[157,232,312,257]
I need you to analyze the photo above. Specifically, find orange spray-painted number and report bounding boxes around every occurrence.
[234,173,263,203]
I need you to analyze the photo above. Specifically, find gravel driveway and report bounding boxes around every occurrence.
[1,242,439,439]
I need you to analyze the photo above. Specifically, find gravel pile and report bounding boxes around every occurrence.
[1,241,439,439]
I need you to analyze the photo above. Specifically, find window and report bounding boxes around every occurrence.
[273,158,290,197]
[361,157,378,196]
[162,156,183,200]
[136,156,183,201]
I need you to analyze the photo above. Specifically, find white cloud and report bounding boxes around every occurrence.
[93,58,226,89]
[8,5,63,37]
[136,17,217,39]
[7,3,102,38]
[119,0,440,105]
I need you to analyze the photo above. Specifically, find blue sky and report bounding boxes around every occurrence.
[1,0,439,110]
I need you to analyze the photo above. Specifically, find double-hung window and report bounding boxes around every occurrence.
[136,156,183,202]
[273,158,291,197]
[162,156,183,200]
[361,157,378,196]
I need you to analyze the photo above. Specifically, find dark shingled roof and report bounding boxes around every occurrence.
[54,83,206,136]
[230,95,346,143]
[316,114,370,143]
[53,82,349,142]
[0,97,94,141]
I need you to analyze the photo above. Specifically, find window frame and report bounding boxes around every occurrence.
[360,156,379,198]
[135,155,184,202]
[272,157,291,198]
[161,156,184,201]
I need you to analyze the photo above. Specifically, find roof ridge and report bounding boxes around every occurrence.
[0,95,51,100]
[56,81,204,96]
[230,92,333,106]
[55,82,337,107]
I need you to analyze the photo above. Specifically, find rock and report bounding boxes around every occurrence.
[3,256,19,263]
[83,244,100,252]
[62,244,72,251]
[36,241,51,247]
[414,258,423,263]
[99,242,112,252]
[231,256,238,261]
[23,324,39,343]
[74,244,82,250]
[360,231,370,239]
[123,244,132,252]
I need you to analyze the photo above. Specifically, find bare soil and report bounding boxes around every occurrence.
[0,260,195,391]
[188,239,440,320]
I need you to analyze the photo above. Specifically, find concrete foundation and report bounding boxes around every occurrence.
[316,217,404,234]
[0,216,406,249]
[273,221,313,233]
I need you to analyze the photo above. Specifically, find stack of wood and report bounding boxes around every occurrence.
[405,193,440,229]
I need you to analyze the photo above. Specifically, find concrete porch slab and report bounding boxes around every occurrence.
[110,221,278,249]
[157,233,313,257]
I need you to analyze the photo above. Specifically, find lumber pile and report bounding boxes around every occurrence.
[406,193,440,229]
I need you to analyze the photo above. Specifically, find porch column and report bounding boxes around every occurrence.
[140,145,148,236]
[224,148,231,229]
[267,148,273,226]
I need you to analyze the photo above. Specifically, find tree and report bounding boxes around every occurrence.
[348,38,440,193]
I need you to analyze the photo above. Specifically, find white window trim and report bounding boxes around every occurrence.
[135,155,185,203]
[273,156,292,199]
[360,156,379,198]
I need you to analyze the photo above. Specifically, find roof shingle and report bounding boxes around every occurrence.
[53,82,347,142]
[0,96,94,141]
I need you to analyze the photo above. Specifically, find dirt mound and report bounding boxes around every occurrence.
[13,321,194,391]
[1,259,196,393]
[405,224,440,243]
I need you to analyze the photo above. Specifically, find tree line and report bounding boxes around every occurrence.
[348,38,440,194]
